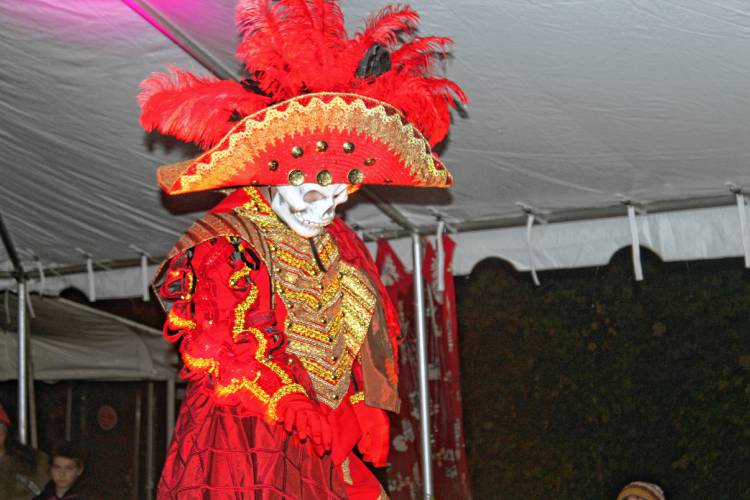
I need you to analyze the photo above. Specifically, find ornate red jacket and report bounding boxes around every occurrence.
[153,187,400,422]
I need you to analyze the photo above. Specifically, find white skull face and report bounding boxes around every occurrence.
[271,183,349,238]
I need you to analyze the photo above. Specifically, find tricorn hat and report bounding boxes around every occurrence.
[139,0,466,194]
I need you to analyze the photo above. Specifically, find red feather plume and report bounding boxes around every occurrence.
[139,0,466,149]
[139,66,271,149]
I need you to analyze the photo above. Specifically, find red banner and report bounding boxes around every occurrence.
[376,237,472,499]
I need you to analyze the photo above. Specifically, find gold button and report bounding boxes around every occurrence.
[316,170,332,186]
[315,140,328,152]
[342,142,355,153]
[327,335,334,342]
[331,355,338,362]
[291,146,304,158]
[288,169,305,186]
[321,318,328,325]
[347,169,364,184]
[268,160,279,171]
[364,158,376,166]
[332,394,339,400]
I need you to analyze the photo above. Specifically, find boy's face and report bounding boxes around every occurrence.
[51,456,82,491]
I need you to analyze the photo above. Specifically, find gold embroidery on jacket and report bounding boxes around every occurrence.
[236,198,376,409]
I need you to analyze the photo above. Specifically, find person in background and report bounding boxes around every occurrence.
[0,403,48,499]
[617,481,666,500]
[33,442,88,500]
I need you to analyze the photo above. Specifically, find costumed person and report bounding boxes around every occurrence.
[139,0,465,498]
[0,403,49,499]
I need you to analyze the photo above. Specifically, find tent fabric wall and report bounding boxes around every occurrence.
[376,204,750,276]
[0,295,177,381]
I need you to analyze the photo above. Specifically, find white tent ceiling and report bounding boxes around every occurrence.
[1,0,750,290]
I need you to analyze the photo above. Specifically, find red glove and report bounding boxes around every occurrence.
[327,400,361,465]
[277,394,332,456]
[352,403,390,467]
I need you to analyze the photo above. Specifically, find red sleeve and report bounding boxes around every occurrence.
[160,236,306,421]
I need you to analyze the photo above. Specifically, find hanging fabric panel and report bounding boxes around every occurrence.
[376,238,472,499]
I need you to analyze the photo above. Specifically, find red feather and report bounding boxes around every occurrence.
[357,5,419,48]
[139,66,270,149]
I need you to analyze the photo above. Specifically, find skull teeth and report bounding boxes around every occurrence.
[293,213,330,227]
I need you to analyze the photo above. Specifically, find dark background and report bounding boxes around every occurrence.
[457,249,750,499]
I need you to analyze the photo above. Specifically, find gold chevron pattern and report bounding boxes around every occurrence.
[236,198,377,409]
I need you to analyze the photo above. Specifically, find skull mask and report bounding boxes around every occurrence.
[271,183,349,238]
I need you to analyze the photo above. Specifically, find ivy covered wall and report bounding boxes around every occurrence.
[457,251,750,499]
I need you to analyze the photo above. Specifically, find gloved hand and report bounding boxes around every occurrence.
[277,394,332,456]
[352,403,390,467]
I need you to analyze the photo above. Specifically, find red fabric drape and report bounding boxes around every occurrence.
[375,237,472,499]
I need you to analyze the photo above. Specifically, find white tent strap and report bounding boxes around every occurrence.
[525,213,540,286]
[627,205,644,281]
[25,280,35,319]
[735,193,750,268]
[141,253,150,301]
[436,220,446,293]
[86,257,96,302]
[35,260,45,296]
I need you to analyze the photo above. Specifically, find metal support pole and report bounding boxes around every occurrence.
[146,382,155,500]
[166,378,176,443]
[0,213,28,445]
[65,382,73,441]
[16,279,27,445]
[411,233,433,499]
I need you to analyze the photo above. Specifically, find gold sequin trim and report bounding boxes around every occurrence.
[229,265,252,289]
[229,266,294,386]
[340,263,376,352]
[183,353,219,377]
[299,351,352,383]
[167,309,196,330]
[231,281,260,341]
[215,375,269,401]
[267,383,307,421]
[275,249,321,276]
[349,391,365,405]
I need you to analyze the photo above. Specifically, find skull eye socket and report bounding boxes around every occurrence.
[303,190,325,203]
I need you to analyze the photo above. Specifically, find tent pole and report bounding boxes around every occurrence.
[16,279,28,445]
[411,232,433,499]
[0,213,28,445]
[132,389,142,500]
[146,382,155,500]
[65,382,73,441]
[166,378,175,443]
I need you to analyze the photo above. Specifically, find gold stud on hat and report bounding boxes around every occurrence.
[342,142,355,153]
[315,140,328,152]
[316,170,332,186]
[267,160,279,171]
[347,169,364,184]
[288,169,305,185]
[291,146,304,158]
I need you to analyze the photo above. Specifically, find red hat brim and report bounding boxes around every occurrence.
[157,93,452,195]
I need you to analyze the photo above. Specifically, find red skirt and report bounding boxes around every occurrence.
[157,384,348,499]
